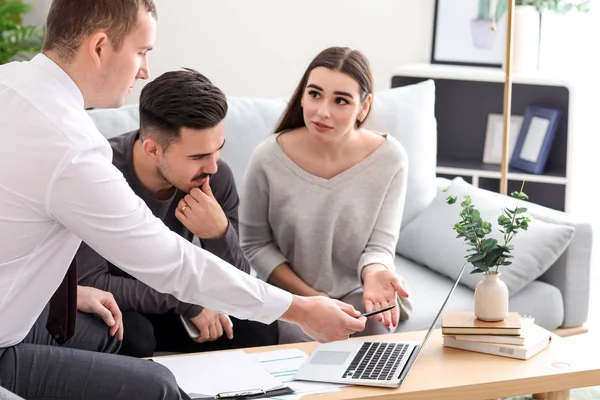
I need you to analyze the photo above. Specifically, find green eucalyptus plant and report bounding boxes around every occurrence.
[444,182,532,275]
[0,0,45,65]
[516,0,591,13]
[495,0,591,18]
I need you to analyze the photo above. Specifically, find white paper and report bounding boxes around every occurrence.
[153,350,283,397]
[251,348,344,399]
[520,116,550,163]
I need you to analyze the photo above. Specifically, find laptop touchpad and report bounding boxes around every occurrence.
[310,351,350,366]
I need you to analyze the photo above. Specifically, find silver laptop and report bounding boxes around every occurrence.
[294,263,467,388]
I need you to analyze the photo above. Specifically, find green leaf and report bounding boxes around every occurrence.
[498,215,511,225]
[471,266,489,274]
[495,0,508,21]
[467,253,486,263]
[511,191,529,200]
[446,196,457,205]
[515,207,527,214]
[481,238,498,253]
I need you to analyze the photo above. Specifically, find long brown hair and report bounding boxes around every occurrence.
[275,47,374,134]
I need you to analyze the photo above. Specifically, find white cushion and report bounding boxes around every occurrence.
[86,104,140,139]
[364,80,437,228]
[395,177,576,296]
[220,96,288,196]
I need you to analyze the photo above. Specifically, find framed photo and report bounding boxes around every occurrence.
[483,114,524,165]
[510,106,562,175]
[431,0,508,67]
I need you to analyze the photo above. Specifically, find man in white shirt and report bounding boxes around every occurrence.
[0,0,366,398]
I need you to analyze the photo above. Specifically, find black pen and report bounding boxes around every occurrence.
[359,304,395,318]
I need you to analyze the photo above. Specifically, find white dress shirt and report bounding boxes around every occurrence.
[0,54,292,348]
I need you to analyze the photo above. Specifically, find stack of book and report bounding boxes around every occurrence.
[441,311,552,360]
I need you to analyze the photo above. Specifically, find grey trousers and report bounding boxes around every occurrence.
[0,305,184,400]
[278,287,411,344]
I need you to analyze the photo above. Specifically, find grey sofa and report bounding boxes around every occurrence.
[87,80,592,333]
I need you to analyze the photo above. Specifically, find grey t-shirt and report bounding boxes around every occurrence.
[240,133,408,299]
[77,130,250,318]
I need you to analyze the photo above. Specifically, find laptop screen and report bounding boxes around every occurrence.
[412,262,467,358]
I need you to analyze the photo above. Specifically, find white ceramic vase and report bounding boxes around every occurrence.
[512,5,541,72]
[474,272,509,322]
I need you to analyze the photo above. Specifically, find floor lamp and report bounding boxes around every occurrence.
[499,0,515,196]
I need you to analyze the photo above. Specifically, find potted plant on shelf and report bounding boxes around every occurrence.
[445,183,532,322]
[0,0,45,65]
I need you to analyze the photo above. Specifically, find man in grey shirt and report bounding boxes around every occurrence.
[77,68,277,357]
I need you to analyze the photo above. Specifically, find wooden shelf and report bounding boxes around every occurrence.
[392,65,573,211]
[394,63,572,87]
[436,159,567,185]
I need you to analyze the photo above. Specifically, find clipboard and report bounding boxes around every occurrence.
[152,350,295,400]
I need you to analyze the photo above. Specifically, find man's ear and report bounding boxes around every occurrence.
[88,32,109,67]
[142,137,162,160]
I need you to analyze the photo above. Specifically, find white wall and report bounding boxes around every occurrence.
[24,0,436,102]
[128,0,435,103]
[23,0,51,26]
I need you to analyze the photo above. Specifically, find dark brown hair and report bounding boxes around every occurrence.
[139,68,228,150]
[275,46,374,133]
[43,0,157,62]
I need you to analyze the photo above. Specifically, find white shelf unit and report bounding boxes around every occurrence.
[392,63,576,212]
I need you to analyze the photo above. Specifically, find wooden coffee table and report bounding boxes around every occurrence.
[240,329,600,400]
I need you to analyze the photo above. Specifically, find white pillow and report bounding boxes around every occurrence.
[396,178,576,295]
[86,104,140,139]
[220,96,288,196]
[364,80,438,228]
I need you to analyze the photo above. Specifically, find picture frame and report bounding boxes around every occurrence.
[510,106,562,175]
[483,113,524,165]
[431,0,508,68]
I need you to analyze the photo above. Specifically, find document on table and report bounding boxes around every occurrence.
[152,350,288,398]
[251,348,345,399]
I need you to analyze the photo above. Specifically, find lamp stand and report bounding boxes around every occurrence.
[500,0,515,195]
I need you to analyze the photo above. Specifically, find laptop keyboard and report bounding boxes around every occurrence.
[341,342,409,381]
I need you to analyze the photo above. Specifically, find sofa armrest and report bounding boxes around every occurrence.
[524,203,593,328]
